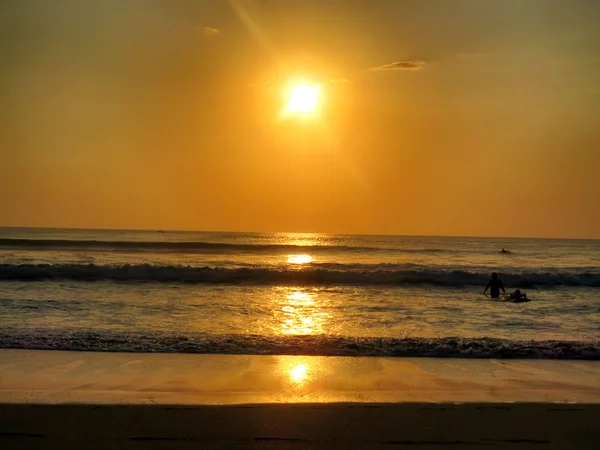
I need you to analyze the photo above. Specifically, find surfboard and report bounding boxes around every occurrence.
[499,294,531,303]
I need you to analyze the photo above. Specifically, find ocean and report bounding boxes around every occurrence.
[0,228,598,359]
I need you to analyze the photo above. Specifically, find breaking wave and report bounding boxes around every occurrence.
[1,263,599,287]
[0,329,597,359]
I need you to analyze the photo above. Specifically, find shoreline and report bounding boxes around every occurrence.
[1,349,599,404]
[2,332,599,359]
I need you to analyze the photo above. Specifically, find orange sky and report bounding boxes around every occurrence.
[1,0,599,238]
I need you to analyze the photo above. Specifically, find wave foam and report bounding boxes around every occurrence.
[0,329,597,359]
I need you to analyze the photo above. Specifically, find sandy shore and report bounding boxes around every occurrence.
[1,350,599,449]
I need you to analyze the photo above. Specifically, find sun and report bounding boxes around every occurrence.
[283,84,320,116]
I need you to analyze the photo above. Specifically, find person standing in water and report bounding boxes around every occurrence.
[483,272,506,298]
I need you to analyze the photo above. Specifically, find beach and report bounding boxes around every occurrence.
[1,349,599,448]
[1,230,599,448]
[3,0,600,446]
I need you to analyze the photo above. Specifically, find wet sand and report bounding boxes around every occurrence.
[1,349,599,449]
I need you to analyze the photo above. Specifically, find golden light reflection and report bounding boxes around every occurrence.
[273,232,324,248]
[289,364,309,384]
[277,290,330,335]
[276,357,314,388]
[286,291,315,304]
[287,254,313,264]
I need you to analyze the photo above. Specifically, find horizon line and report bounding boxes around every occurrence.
[0,225,598,242]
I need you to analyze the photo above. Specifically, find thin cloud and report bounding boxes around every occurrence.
[198,26,221,37]
[369,60,426,71]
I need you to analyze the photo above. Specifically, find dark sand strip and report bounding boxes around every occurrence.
[2,403,599,449]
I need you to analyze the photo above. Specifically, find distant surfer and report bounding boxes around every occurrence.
[483,272,506,298]
[500,248,511,254]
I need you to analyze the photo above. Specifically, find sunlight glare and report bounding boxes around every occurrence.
[283,84,320,116]
[287,254,313,264]
[289,364,308,384]
[278,289,329,335]
[286,291,315,305]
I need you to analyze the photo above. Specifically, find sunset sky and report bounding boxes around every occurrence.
[1,0,599,238]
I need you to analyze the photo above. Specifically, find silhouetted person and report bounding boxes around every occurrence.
[483,272,505,298]
[501,248,511,254]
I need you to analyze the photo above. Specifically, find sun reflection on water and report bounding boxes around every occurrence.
[278,290,330,335]
[289,364,309,384]
[273,232,324,247]
[287,254,313,264]
[276,357,314,387]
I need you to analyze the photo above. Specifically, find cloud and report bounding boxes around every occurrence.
[199,26,220,37]
[369,60,426,71]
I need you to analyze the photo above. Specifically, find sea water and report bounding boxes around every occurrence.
[0,228,598,358]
